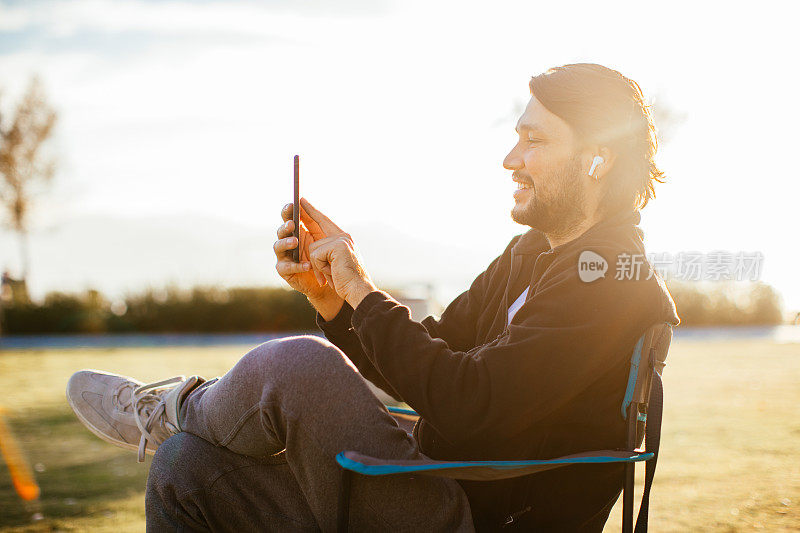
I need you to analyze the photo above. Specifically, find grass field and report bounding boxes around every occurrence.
[0,338,798,531]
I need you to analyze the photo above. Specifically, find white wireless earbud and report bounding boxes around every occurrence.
[588,156,605,179]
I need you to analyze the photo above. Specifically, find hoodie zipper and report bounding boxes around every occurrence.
[502,247,527,331]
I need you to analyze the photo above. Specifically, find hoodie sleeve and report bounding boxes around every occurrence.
[349,244,671,446]
[316,302,402,401]
[316,238,517,402]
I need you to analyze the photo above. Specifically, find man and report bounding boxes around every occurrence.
[67,63,679,531]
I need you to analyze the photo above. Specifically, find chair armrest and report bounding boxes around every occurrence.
[386,406,418,416]
[336,450,654,481]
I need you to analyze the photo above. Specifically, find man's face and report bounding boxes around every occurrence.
[503,95,588,235]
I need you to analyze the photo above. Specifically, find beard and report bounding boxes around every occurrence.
[511,154,587,236]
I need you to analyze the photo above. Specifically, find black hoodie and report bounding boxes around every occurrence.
[317,210,679,531]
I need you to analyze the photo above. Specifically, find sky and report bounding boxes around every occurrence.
[0,0,798,310]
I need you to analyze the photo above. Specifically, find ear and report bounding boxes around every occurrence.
[585,146,616,181]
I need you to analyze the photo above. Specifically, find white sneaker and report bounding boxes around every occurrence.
[66,369,203,462]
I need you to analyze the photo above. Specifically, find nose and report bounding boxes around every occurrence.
[503,143,522,171]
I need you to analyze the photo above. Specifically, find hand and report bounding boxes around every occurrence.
[301,198,378,309]
[274,201,342,311]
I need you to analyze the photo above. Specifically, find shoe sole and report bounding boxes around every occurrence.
[66,376,155,458]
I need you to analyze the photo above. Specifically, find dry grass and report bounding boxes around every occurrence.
[0,345,246,532]
[0,339,798,531]
[605,339,800,532]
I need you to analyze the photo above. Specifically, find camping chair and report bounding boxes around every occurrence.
[335,323,673,532]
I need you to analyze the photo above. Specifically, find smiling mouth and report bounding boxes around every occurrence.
[513,173,534,190]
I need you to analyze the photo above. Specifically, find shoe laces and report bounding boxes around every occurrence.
[112,376,185,462]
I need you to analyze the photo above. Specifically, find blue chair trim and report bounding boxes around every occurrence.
[386,406,418,416]
[336,451,654,476]
[621,335,645,419]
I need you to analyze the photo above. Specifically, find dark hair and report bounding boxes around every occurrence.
[529,63,664,213]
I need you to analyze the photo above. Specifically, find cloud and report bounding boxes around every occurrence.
[0,0,396,60]
[0,0,393,37]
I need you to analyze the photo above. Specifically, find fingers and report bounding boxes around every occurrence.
[281,203,293,222]
[277,219,294,239]
[275,259,312,277]
[276,219,313,263]
[308,233,356,251]
[299,204,326,238]
[282,202,319,231]
[300,197,345,235]
[277,201,354,290]
[273,235,298,257]
[309,248,331,282]
[284,200,346,243]
[307,235,338,253]
[308,238,346,275]
[282,202,325,243]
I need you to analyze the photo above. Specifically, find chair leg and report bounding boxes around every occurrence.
[623,401,638,533]
[622,462,634,533]
[336,468,352,533]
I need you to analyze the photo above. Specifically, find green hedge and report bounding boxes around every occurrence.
[666,280,783,326]
[1,287,317,335]
[0,281,785,335]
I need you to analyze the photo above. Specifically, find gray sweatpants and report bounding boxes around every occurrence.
[145,335,474,532]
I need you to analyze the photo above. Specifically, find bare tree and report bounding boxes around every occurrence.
[0,78,57,282]
[650,95,687,145]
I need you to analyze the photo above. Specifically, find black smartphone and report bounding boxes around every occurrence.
[292,155,300,263]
